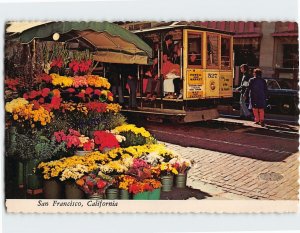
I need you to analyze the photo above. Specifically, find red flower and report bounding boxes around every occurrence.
[38,97,45,104]
[83,141,94,151]
[32,100,40,109]
[93,131,120,151]
[85,87,93,95]
[51,58,63,68]
[94,89,101,96]
[54,131,66,143]
[76,91,85,99]
[41,88,51,97]
[23,93,29,99]
[28,90,41,99]
[66,88,76,93]
[97,180,107,189]
[50,96,62,109]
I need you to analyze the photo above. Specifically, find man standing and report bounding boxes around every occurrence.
[124,65,138,109]
[237,64,251,119]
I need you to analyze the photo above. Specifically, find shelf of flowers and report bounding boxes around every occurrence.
[5,70,192,200]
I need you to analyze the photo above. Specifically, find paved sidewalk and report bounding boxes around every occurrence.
[164,142,299,200]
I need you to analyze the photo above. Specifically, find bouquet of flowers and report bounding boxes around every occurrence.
[169,157,193,174]
[54,129,94,151]
[76,171,114,195]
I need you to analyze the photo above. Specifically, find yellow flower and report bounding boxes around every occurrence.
[5,98,29,113]
[113,124,151,138]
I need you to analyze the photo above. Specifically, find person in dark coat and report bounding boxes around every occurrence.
[124,64,138,109]
[107,64,124,105]
[237,64,251,119]
[246,68,268,127]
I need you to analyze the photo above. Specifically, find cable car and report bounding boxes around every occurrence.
[121,24,234,123]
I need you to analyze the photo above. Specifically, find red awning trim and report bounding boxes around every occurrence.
[234,33,261,38]
[272,32,298,37]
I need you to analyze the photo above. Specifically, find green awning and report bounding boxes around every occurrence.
[7,21,153,64]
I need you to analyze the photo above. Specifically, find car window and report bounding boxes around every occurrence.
[267,80,280,89]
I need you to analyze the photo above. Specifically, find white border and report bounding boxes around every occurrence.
[1,0,299,232]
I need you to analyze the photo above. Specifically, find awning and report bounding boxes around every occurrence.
[272,32,298,37]
[234,33,262,38]
[6,21,153,65]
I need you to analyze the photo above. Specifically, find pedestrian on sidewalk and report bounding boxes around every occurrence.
[246,68,268,127]
[237,64,251,119]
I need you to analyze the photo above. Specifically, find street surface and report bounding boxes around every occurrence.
[133,115,299,200]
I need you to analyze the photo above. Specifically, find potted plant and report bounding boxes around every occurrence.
[158,162,178,192]
[76,171,114,199]
[169,158,193,188]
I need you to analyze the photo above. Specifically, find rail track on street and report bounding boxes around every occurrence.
[130,116,299,162]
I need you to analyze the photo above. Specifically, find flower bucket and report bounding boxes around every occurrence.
[133,191,149,200]
[25,159,43,195]
[175,173,187,188]
[65,181,84,199]
[119,189,130,200]
[148,188,161,200]
[75,150,92,156]
[17,161,24,188]
[43,179,63,199]
[161,175,173,192]
[88,193,104,199]
[106,188,119,199]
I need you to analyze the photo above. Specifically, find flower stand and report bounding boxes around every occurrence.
[161,175,173,192]
[175,173,187,188]
[119,189,130,200]
[43,179,63,199]
[106,188,119,199]
[148,188,161,200]
[65,181,84,199]
[133,191,149,200]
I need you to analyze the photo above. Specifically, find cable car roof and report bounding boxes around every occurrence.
[133,24,234,35]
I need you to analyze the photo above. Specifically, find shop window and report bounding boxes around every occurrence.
[187,32,202,66]
[233,38,260,67]
[283,44,299,68]
[221,37,231,69]
[207,34,219,68]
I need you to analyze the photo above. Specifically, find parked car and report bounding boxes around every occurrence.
[233,78,299,115]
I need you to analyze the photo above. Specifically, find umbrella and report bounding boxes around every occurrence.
[6,21,152,65]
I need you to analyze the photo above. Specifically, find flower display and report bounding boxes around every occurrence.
[113,124,151,138]
[54,129,94,151]
[86,75,111,89]
[93,130,120,152]
[169,157,193,174]
[5,79,20,91]
[76,171,113,195]
[51,73,73,88]
[50,58,63,68]
[72,76,88,88]
[12,104,53,127]
[5,98,29,113]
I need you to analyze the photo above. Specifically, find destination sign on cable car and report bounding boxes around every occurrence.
[186,69,204,98]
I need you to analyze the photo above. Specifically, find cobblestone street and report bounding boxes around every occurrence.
[164,142,299,200]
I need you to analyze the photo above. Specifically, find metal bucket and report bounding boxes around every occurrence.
[161,175,173,192]
[175,173,187,188]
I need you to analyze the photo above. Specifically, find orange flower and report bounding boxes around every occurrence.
[53,89,61,97]
[76,178,85,186]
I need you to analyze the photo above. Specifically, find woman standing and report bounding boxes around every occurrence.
[246,68,268,127]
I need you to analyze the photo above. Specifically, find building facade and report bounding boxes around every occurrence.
[120,21,299,89]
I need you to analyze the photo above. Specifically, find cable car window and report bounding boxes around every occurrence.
[187,33,202,66]
[207,34,219,68]
[221,37,231,69]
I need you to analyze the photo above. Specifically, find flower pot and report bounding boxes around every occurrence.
[175,173,187,188]
[88,193,104,199]
[148,188,161,200]
[25,159,43,195]
[161,175,173,192]
[65,181,84,199]
[133,191,149,200]
[17,161,24,188]
[119,189,130,200]
[75,150,92,156]
[43,179,63,199]
[106,188,119,199]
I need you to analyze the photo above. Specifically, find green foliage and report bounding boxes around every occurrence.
[119,131,147,148]
[102,113,127,130]
[7,131,67,161]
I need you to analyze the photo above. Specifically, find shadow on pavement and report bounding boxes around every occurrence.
[160,187,212,200]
